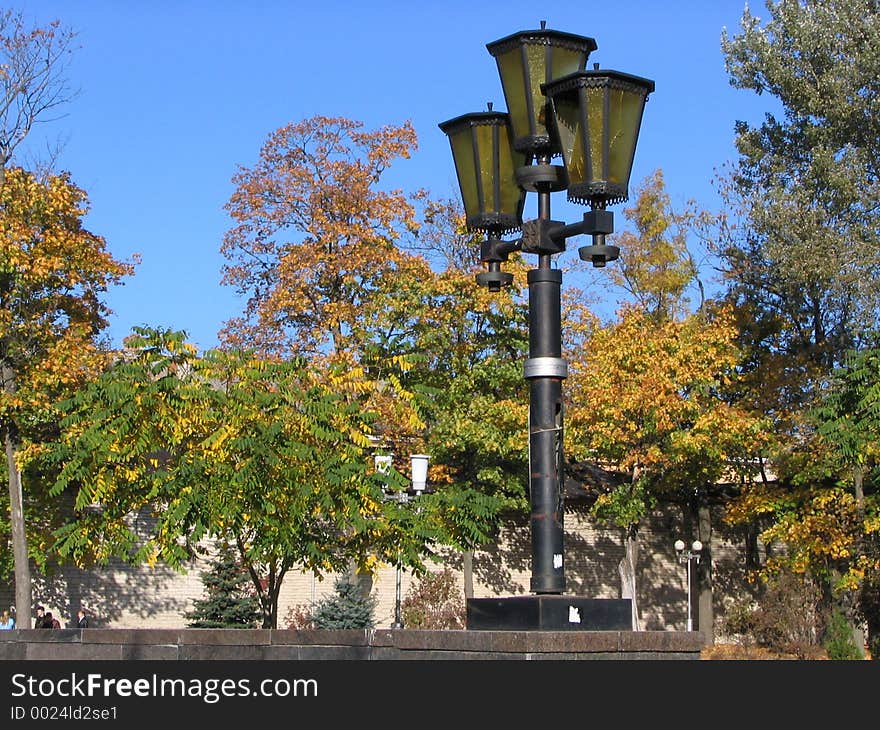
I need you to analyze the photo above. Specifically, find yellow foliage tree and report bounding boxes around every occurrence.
[564,171,770,634]
[0,167,135,620]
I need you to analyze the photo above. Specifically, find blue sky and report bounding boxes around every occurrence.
[16,0,771,351]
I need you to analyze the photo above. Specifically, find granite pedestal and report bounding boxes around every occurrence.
[466,596,633,631]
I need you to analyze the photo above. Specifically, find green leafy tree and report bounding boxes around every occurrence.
[718,0,880,402]
[46,328,485,628]
[718,0,880,649]
[49,329,408,626]
[184,543,261,628]
[369,199,530,595]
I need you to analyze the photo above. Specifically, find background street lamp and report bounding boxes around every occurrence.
[376,453,430,629]
[674,539,702,631]
[440,23,653,627]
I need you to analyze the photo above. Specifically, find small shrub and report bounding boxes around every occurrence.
[283,603,315,630]
[720,599,758,645]
[752,571,823,657]
[720,570,823,658]
[310,575,376,629]
[822,610,863,660]
[184,544,261,628]
[401,567,465,630]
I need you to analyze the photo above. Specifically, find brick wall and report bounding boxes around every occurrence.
[0,503,759,634]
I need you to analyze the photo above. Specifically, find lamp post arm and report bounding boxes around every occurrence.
[480,236,522,264]
[520,209,619,267]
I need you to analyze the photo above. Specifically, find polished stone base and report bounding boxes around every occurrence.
[466,596,633,631]
[0,627,705,660]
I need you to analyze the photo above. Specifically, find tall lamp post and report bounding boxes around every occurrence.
[376,453,430,629]
[440,23,653,628]
[674,539,702,631]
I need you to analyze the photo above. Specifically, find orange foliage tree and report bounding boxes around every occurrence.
[0,7,83,629]
[565,171,770,633]
[0,167,135,621]
[220,115,424,361]
[219,117,518,594]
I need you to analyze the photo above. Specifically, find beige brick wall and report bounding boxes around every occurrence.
[1,503,758,634]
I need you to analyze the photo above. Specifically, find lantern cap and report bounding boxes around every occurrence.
[438,110,510,136]
[486,28,597,57]
[541,68,656,98]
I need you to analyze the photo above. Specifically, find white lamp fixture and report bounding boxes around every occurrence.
[674,538,703,632]
[410,454,430,494]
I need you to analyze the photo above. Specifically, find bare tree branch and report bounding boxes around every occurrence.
[0,9,78,169]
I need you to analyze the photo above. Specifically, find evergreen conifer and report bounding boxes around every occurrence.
[310,574,376,629]
[185,544,261,628]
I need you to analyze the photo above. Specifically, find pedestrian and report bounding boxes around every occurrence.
[76,608,89,629]
[34,605,46,629]
[0,608,13,630]
[45,612,60,629]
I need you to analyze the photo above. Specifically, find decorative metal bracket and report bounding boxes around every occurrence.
[477,206,621,290]
[577,209,618,268]
[520,208,619,266]
[476,235,522,291]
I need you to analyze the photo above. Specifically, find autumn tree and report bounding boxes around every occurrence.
[0,9,81,631]
[374,199,531,596]
[567,304,767,631]
[220,115,424,361]
[0,167,133,628]
[566,172,770,638]
[725,341,880,652]
[716,0,880,648]
[220,118,520,596]
[606,169,701,320]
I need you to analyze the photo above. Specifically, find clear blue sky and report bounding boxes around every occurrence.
[16,0,769,352]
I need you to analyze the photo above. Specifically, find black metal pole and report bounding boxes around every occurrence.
[526,155,566,595]
[392,560,403,628]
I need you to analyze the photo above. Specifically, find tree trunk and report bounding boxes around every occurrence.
[696,503,714,645]
[346,560,373,602]
[462,549,474,600]
[849,466,866,653]
[618,525,641,631]
[2,362,31,629]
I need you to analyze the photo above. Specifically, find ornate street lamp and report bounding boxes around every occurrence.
[438,107,526,291]
[376,453,430,629]
[674,539,703,632]
[440,23,653,628]
[486,23,596,156]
